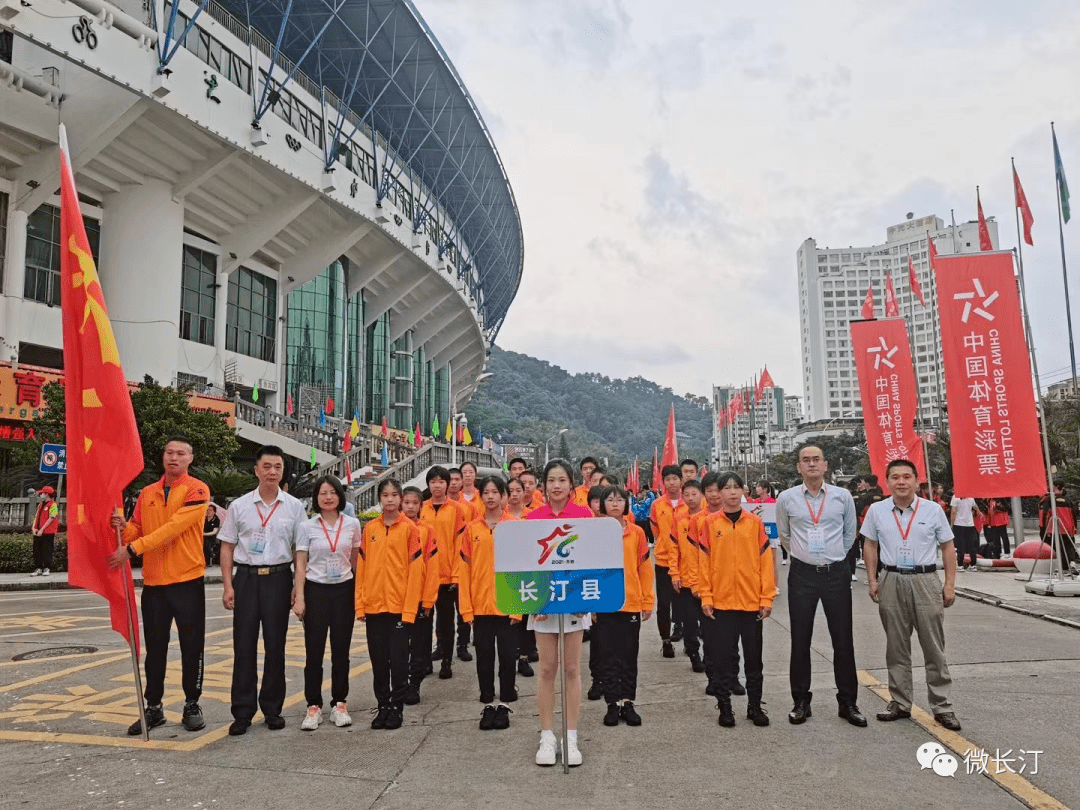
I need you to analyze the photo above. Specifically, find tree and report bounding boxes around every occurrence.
[557,432,571,462]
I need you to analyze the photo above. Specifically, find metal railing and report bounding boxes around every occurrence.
[0,498,67,529]
[349,442,500,512]
[233,396,342,453]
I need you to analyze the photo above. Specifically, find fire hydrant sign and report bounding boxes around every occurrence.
[494,517,625,614]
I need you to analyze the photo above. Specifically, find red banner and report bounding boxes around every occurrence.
[851,319,926,485]
[934,253,1046,496]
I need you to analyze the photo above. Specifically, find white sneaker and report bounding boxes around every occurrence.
[535,735,557,766]
[31,569,41,576]
[301,705,322,731]
[566,736,582,767]
[851,573,857,581]
[782,559,789,565]
[329,701,352,727]
[41,569,49,576]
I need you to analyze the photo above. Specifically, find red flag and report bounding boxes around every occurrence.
[934,252,1045,495]
[907,255,926,307]
[977,187,993,251]
[861,285,875,319]
[927,232,938,270]
[286,393,294,415]
[756,367,775,402]
[59,131,144,655]
[342,430,352,454]
[884,272,899,317]
[661,405,678,468]
[381,416,388,437]
[732,392,745,416]
[717,410,728,429]
[651,450,661,492]
[850,319,926,486]
[345,458,352,484]
[456,422,464,443]
[326,396,335,415]
[1013,165,1034,246]
[414,422,422,448]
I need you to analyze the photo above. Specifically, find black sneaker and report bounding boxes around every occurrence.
[620,702,642,726]
[371,705,390,730]
[439,660,453,679]
[385,703,403,730]
[265,715,286,730]
[402,684,421,705]
[457,646,474,662]
[603,702,621,726]
[527,651,539,663]
[731,680,746,696]
[717,700,736,727]
[479,705,497,731]
[671,627,683,643]
[689,654,705,673]
[127,704,166,736]
[747,705,770,727]
[662,641,675,658]
[517,658,534,677]
[493,705,511,730]
[182,701,205,731]
[705,682,718,697]
[431,645,444,660]
[228,719,250,736]
[587,681,605,701]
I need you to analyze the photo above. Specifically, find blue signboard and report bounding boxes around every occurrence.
[39,443,67,475]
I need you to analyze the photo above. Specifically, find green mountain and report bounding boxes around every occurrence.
[462,346,713,477]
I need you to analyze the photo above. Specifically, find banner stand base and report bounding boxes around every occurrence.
[1024,578,1080,596]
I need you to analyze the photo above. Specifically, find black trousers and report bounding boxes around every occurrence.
[32,534,55,570]
[953,526,980,567]
[409,610,433,685]
[366,613,409,706]
[473,615,517,701]
[231,566,292,721]
[788,559,859,706]
[517,620,536,659]
[655,565,676,640]
[846,538,862,576]
[703,610,763,703]
[458,610,471,650]
[142,577,205,706]
[678,589,701,656]
[302,579,355,707]
[595,612,641,702]
[588,619,602,682]
[984,525,1010,558]
[435,584,458,663]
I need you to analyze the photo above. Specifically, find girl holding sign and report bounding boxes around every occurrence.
[527,459,593,767]
[596,486,654,727]
[294,476,362,731]
[458,476,521,730]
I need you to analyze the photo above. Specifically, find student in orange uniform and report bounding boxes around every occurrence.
[459,476,521,730]
[508,457,529,479]
[420,466,467,679]
[448,466,478,662]
[586,484,607,701]
[673,479,706,674]
[521,469,544,510]
[698,472,724,694]
[650,464,683,658]
[108,437,211,735]
[459,461,481,515]
[597,485,654,726]
[401,486,437,703]
[503,476,536,675]
[571,457,600,507]
[505,477,532,519]
[699,472,775,728]
[356,478,425,730]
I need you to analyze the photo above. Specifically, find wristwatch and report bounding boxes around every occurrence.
[126,545,138,560]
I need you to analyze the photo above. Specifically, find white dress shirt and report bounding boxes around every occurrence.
[776,482,857,565]
[861,497,953,567]
[219,488,307,566]
[297,514,361,584]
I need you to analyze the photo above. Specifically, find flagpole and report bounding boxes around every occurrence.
[902,272,932,493]
[116,524,149,742]
[1051,123,1079,399]
[927,231,947,433]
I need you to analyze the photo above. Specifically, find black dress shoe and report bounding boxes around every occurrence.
[788,702,812,724]
[935,712,962,731]
[603,702,621,726]
[620,701,642,726]
[587,680,605,701]
[265,715,286,730]
[662,641,675,658]
[730,680,746,696]
[228,719,250,736]
[838,704,868,727]
[747,705,770,727]
[439,661,453,679]
[517,658,534,677]
[876,701,911,722]
[717,700,736,727]
[527,651,539,663]
[457,647,474,662]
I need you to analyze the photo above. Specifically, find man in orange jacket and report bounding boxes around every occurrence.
[108,437,211,736]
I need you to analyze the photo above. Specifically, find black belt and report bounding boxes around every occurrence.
[235,562,293,576]
[791,557,847,573]
[883,565,937,574]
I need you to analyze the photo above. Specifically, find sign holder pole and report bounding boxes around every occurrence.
[558,614,568,774]
[116,524,148,741]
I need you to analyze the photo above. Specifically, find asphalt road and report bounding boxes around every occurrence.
[0,578,1077,810]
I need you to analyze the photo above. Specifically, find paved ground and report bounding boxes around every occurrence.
[0,572,1077,810]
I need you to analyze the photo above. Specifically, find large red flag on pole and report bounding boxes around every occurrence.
[1013,164,1035,247]
[907,255,926,307]
[850,318,926,485]
[934,252,1046,495]
[977,187,994,251]
[651,449,662,492]
[884,272,900,317]
[861,285,875,320]
[59,126,145,654]
[926,231,938,270]
[755,367,775,403]
[660,405,678,468]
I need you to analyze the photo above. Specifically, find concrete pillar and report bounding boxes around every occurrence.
[2,209,28,361]
[214,268,230,389]
[99,178,183,386]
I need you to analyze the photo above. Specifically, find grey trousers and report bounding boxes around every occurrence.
[878,571,953,714]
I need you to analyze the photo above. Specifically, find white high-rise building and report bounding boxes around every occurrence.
[796,214,1000,425]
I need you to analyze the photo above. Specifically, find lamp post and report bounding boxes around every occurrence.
[450,370,494,465]
[544,428,568,465]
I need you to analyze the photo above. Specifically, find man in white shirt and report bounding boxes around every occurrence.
[863,459,960,731]
[219,445,307,735]
[949,495,981,571]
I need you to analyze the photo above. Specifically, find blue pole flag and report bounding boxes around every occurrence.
[380,445,389,467]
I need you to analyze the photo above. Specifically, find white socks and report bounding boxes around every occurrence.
[540,729,556,743]
[567,729,577,742]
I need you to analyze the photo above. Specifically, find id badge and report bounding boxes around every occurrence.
[807,526,826,554]
[325,555,345,580]
[250,527,267,555]
[897,544,915,569]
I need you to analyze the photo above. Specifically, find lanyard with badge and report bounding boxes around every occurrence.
[251,500,280,554]
[804,486,827,554]
[892,500,920,569]
[320,517,346,580]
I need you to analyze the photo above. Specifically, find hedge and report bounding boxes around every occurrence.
[0,533,69,573]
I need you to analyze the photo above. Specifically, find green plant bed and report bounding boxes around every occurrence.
[0,533,144,574]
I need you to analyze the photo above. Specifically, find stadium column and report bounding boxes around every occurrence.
[99,178,184,386]
[213,267,230,389]
[2,209,28,358]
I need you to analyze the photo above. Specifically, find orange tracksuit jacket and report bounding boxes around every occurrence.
[419,499,466,585]
[650,496,681,570]
[452,493,480,523]
[122,474,210,586]
[617,521,655,613]
[456,517,520,622]
[674,508,708,593]
[355,513,425,622]
[697,511,775,612]
[572,484,591,508]
[410,518,439,610]
[530,490,545,509]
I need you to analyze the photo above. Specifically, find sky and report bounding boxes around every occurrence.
[417,0,1080,401]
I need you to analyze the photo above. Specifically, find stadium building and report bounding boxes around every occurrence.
[0,0,520,464]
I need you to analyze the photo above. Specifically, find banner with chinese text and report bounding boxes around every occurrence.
[934,253,1045,496]
[850,318,926,485]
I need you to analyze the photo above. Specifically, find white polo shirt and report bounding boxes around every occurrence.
[219,488,307,566]
[950,497,976,527]
[861,496,954,567]
[297,513,361,584]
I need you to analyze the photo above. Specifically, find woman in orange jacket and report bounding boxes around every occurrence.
[596,485,654,727]
[698,472,775,729]
[458,476,521,730]
[356,478,425,731]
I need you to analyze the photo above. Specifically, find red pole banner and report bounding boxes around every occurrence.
[850,319,926,486]
[934,252,1046,496]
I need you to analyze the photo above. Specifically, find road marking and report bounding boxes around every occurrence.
[0,654,131,693]
[0,614,232,639]
[0,649,120,668]
[858,670,1069,810]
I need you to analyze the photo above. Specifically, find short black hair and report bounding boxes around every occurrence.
[701,471,721,491]
[377,478,403,497]
[402,485,423,499]
[426,465,451,485]
[507,477,524,492]
[679,458,698,471]
[864,474,879,487]
[448,467,462,476]
[756,480,775,497]
[588,467,606,479]
[255,445,286,462]
[885,459,918,478]
[661,464,681,480]
[542,459,576,487]
[588,485,606,504]
[476,475,507,497]
[579,457,599,470]
[600,473,620,487]
[519,469,537,483]
[508,457,528,470]
[598,485,631,516]
[682,479,702,493]
[164,435,194,452]
[716,471,745,490]
[311,475,346,513]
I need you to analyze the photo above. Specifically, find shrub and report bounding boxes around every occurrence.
[0,533,69,573]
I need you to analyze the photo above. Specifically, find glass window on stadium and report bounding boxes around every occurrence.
[25,203,100,306]
[412,345,426,431]
[284,262,346,417]
[365,312,390,425]
[164,2,252,93]
[226,267,276,361]
[435,366,449,430]
[345,289,364,422]
[179,245,216,346]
